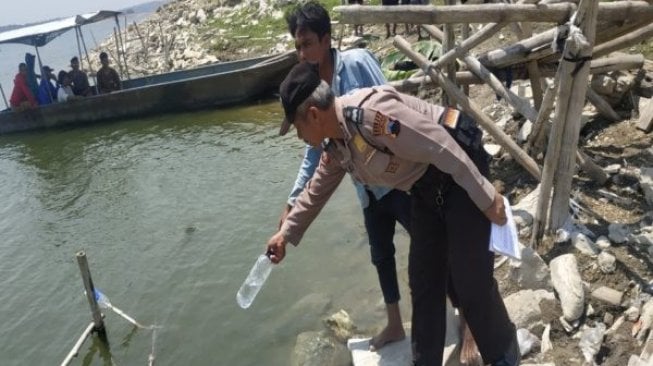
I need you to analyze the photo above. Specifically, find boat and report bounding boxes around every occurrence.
[0,11,297,135]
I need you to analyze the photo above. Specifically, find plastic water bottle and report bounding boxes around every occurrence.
[93,288,111,309]
[237,254,273,309]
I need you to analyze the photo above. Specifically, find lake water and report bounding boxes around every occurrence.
[0,12,149,109]
[0,101,411,365]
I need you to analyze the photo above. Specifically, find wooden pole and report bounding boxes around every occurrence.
[334,2,653,25]
[394,35,542,180]
[113,27,125,79]
[548,0,600,231]
[432,22,507,71]
[423,25,539,123]
[60,322,95,366]
[76,251,107,338]
[114,16,131,80]
[528,82,557,157]
[389,53,643,92]
[577,149,608,185]
[0,83,8,109]
[74,27,84,70]
[77,27,98,95]
[593,23,653,58]
[443,0,457,107]
[586,87,621,122]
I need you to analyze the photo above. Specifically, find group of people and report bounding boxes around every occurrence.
[8,52,121,111]
[263,2,520,366]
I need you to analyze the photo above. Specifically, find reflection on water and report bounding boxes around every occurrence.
[0,101,410,365]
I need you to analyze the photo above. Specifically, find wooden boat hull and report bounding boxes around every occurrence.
[0,52,296,134]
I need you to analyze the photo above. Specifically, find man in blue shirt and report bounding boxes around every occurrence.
[280,1,410,351]
[37,66,57,105]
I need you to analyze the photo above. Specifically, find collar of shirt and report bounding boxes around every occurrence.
[330,48,343,96]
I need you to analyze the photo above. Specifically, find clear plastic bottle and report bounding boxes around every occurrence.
[237,254,273,309]
[93,288,111,309]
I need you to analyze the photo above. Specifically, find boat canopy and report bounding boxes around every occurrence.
[0,11,121,47]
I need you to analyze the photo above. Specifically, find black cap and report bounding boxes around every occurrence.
[42,65,53,72]
[279,62,321,136]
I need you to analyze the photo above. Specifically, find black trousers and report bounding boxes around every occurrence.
[363,189,412,304]
[409,149,515,365]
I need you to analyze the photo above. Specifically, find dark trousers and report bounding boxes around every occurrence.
[363,189,411,304]
[409,149,515,365]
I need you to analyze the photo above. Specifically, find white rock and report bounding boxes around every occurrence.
[512,185,541,220]
[550,254,585,321]
[484,143,502,157]
[518,121,533,143]
[597,251,616,273]
[572,232,600,256]
[196,9,207,23]
[504,289,555,329]
[624,306,641,321]
[641,167,653,205]
[609,223,630,244]
[604,164,621,175]
[517,328,540,357]
[591,286,623,306]
[510,247,551,290]
[630,226,653,247]
[596,235,611,249]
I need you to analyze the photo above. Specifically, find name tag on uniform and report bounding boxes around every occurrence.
[352,134,368,153]
[441,108,461,129]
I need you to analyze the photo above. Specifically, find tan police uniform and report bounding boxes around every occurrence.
[281,85,516,365]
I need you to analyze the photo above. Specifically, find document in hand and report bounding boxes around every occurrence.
[489,196,522,260]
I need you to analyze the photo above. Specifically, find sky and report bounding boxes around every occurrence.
[0,0,150,27]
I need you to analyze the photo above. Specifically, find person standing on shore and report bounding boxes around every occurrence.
[268,62,520,366]
[281,1,405,349]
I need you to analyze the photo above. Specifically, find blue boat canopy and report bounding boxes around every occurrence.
[0,11,121,47]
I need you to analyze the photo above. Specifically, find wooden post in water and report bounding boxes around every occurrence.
[76,251,108,341]
[0,83,8,109]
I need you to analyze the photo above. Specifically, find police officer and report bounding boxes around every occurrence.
[266,62,519,366]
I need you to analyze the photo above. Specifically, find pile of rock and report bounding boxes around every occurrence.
[86,0,292,78]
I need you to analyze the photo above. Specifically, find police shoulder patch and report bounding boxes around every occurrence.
[373,112,401,138]
[343,106,364,125]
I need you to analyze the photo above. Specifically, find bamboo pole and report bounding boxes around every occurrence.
[76,251,107,337]
[114,16,131,80]
[60,322,95,366]
[548,0,600,231]
[528,82,557,157]
[74,27,84,70]
[77,27,98,95]
[389,53,643,91]
[0,83,8,109]
[394,35,542,180]
[432,22,507,71]
[479,18,649,69]
[577,150,608,185]
[423,25,539,123]
[113,27,125,79]
[593,23,653,58]
[586,87,621,122]
[443,0,457,107]
[334,2,653,25]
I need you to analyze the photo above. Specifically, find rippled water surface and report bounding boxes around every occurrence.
[0,101,410,365]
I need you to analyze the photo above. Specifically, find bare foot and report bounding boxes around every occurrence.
[459,319,483,366]
[369,324,406,351]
